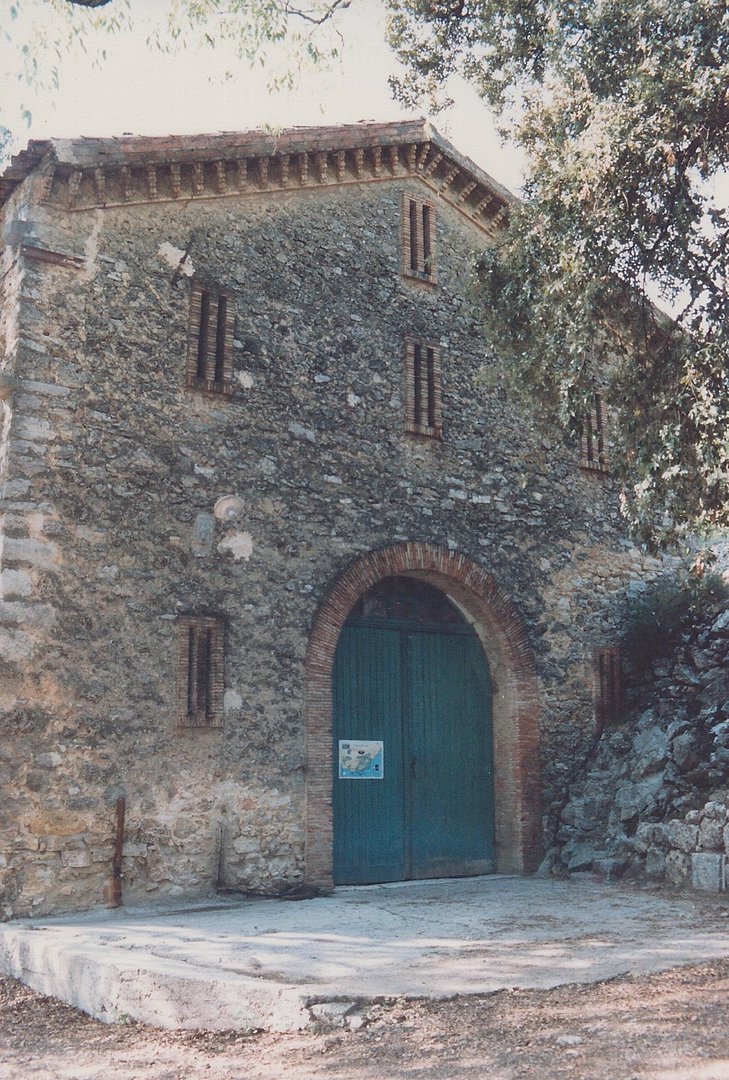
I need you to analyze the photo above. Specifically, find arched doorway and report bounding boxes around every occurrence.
[333,576,494,884]
[303,542,541,890]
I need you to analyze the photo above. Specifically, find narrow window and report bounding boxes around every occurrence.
[426,345,436,428]
[405,338,442,438]
[196,290,210,379]
[402,194,437,283]
[186,625,198,717]
[214,294,228,383]
[178,614,224,727]
[187,281,234,396]
[409,199,419,274]
[422,204,432,273]
[593,647,621,734]
[413,342,423,428]
[580,392,609,473]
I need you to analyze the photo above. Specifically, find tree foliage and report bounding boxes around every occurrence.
[10,0,349,107]
[620,569,728,672]
[389,0,729,548]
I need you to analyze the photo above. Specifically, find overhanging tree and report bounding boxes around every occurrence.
[10,0,350,106]
[388,0,729,547]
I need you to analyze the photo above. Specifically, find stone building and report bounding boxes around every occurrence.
[0,119,663,919]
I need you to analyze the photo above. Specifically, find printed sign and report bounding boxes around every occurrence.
[338,740,384,779]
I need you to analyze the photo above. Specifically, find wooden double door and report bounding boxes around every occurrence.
[332,577,495,885]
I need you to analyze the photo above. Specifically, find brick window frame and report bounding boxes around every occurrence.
[405,338,443,439]
[593,646,621,734]
[580,392,610,474]
[401,193,437,284]
[186,281,235,396]
[177,614,225,728]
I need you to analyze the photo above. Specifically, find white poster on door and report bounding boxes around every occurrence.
[338,740,384,779]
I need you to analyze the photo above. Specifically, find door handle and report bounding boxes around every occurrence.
[410,756,417,778]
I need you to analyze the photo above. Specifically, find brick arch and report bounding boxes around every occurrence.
[304,541,542,889]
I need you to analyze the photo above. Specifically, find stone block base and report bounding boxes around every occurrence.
[691,852,726,893]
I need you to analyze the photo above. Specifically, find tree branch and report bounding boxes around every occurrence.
[283,0,350,25]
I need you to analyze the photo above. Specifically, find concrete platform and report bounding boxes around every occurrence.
[1,876,729,1032]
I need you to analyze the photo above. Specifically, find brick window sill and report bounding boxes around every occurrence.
[178,716,224,729]
[185,375,233,397]
[580,461,611,476]
[406,426,443,441]
[402,270,437,286]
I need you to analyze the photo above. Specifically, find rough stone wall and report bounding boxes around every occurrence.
[552,589,729,883]
[0,164,665,918]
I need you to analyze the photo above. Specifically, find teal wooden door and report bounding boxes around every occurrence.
[407,631,494,878]
[333,624,408,883]
[333,578,494,885]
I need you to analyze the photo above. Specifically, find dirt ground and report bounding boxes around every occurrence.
[3,959,729,1080]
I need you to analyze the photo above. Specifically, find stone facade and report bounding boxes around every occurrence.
[0,120,664,919]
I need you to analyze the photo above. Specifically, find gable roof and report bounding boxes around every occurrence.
[0,119,514,235]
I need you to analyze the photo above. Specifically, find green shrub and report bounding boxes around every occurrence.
[621,571,728,672]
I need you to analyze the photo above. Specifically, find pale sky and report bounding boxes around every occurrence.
[1,0,526,193]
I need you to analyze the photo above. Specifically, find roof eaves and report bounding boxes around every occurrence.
[1,120,516,235]
[0,140,55,207]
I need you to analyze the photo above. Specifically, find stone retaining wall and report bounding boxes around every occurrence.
[553,598,729,887]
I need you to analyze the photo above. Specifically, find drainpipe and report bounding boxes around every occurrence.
[216,819,226,892]
[107,795,125,907]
